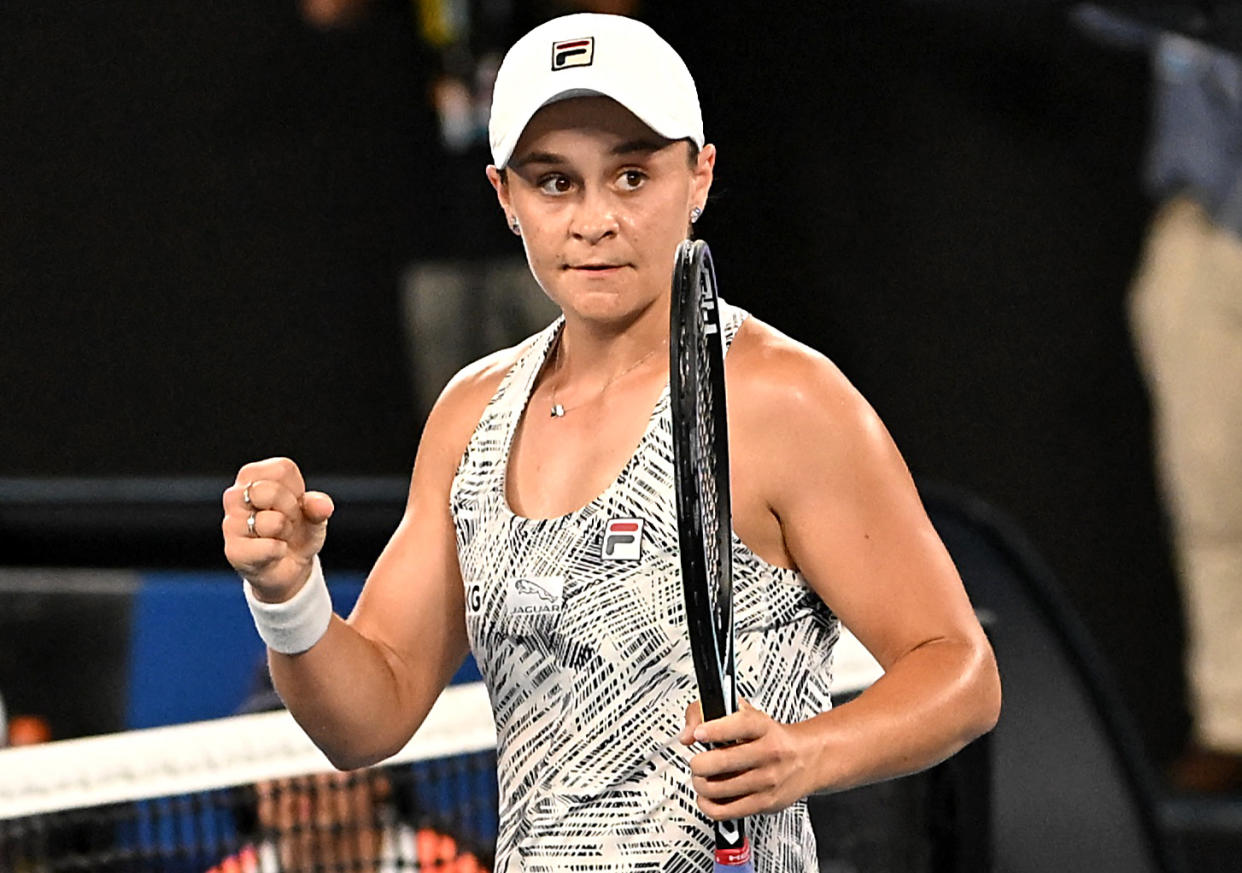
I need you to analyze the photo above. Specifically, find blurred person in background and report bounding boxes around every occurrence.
[1131,34,1242,794]
[208,663,486,873]
[1076,5,1242,794]
[0,698,53,747]
[5,716,52,747]
[297,0,638,417]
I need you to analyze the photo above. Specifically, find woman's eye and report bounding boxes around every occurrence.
[618,170,646,190]
[537,174,573,195]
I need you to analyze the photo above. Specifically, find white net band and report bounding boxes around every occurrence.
[0,681,494,821]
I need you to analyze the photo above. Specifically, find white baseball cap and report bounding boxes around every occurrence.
[488,13,704,169]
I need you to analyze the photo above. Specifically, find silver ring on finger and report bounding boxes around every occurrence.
[247,511,258,538]
[243,481,255,506]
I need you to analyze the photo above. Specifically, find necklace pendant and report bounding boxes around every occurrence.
[550,403,565,418]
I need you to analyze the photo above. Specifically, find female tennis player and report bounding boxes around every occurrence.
[223,13,1000,872]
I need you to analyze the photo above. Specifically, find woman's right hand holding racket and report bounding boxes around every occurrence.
[222,457,335,602]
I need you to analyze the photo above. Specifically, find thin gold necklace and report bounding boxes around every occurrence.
[548,332,664,418]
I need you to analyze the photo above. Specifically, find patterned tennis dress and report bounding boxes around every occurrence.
[450,302,839,872]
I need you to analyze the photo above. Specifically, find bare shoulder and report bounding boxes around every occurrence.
[416,338,535,475]
[727,316,880,449]
[726,315,921,567]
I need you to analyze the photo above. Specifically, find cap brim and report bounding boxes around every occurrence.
[492,82,702,169]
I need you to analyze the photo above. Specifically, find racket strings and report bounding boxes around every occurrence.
[693,300,723,625]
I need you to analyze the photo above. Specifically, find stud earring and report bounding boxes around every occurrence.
[690,206,703,224]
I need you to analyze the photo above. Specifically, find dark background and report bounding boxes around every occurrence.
[0,1,1199,764]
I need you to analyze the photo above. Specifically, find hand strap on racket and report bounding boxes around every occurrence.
[242,556,333,654]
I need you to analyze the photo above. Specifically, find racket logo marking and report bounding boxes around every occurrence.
[551,37,594,70]
[602,518,644,560]
[699,273,719,334]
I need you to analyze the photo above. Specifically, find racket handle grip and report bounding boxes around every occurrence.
[714,839,753,871]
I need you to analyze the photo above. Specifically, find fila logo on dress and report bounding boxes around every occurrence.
[603,518,643,561]
[552,37,594,70]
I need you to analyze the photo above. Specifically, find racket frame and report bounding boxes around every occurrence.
[670,238,753,870]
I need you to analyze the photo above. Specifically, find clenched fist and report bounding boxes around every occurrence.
[222,457,335,602]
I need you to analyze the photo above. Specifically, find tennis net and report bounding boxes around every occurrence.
[0,682,497,872]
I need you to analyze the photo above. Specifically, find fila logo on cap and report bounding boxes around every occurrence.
[551,36,594,70]
[603,518,643,560]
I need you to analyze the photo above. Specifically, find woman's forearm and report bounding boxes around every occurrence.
[798,634,1001,793]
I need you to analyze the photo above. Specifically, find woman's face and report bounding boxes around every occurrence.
[488,96,715,325]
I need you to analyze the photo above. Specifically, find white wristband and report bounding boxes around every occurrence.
[243,555,333,655]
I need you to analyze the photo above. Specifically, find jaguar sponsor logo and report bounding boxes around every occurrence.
[507,575,564,615]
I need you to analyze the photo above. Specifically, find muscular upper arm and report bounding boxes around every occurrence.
[731,324,985,671]
[342,345,520,735]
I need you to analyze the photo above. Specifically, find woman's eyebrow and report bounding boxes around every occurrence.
[610,138,666,156]
[510,150,565,169]
[510,138,668,169]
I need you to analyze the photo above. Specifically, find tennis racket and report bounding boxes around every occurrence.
[670,239,754,872]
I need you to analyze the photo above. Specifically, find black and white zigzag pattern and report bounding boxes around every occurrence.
[450,302,840,872]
